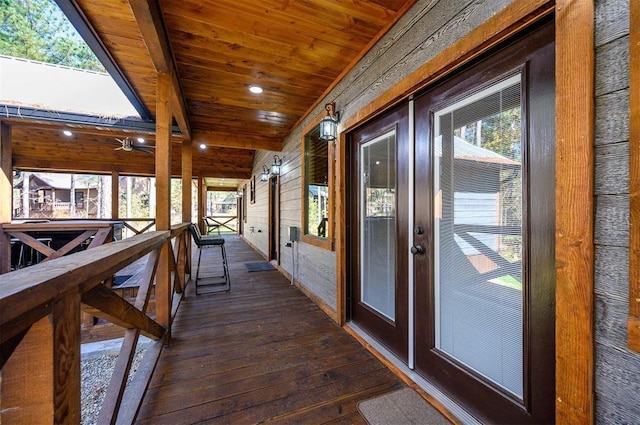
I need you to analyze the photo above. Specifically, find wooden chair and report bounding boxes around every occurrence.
[203,217,221,235]
[189,224,230,295]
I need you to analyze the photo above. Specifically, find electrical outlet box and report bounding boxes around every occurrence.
[288,226,298,242]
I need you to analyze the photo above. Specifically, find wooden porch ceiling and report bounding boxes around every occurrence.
[7,0,414,179]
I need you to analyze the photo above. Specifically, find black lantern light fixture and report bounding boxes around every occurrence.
[271,154,282,176]
[319,102,339,142]
[260,165,269,181]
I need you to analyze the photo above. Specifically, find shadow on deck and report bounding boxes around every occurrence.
[135,235,405,423]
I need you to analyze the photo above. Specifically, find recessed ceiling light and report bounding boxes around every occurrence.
[249,85,263,94]
[63,130,73,137]
[199,143,207,150]
[137,137,145,143]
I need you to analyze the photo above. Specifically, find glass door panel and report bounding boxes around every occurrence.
[433,74,524,398]
[360,131,397,320]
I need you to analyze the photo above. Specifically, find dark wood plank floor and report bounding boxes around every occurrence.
[135,236,405,424]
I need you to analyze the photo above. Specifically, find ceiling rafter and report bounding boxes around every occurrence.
[128,0,192,141]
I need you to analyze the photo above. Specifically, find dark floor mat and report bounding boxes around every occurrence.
[245,261,276,272]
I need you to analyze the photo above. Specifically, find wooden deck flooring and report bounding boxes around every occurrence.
[135,236,405,424]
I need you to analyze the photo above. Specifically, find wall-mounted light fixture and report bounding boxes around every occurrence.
[319,102,339,142]
[237,190,243,197]
[260,165,269,181]
[271,154,282,176]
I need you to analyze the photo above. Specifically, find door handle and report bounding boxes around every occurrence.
[410,245,424,255]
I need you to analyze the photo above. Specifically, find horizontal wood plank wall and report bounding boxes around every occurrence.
[596,0,640,423]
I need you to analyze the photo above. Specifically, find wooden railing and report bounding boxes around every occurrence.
[119,218,156,237]
[0,223,192,424]
[33,217,158,238]
[203,215,237,234]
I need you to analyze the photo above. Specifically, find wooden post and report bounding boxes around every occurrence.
[555,0,594,423]
[198,175,206,233]
[1,292,81,424]
[628,0,640,353]
[0,122,12,274]
[182,140,193,277]
[181,139,192,224]
[111,171,119,219]
[155,72,172,332]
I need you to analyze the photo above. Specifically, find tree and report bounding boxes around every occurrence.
[0,0,104,71]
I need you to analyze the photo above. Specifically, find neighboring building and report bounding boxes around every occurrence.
[14,172,99,218]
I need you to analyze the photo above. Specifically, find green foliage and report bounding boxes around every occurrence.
[0,0,104,71]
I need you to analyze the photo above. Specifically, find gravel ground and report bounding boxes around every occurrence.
[81,348,144,425]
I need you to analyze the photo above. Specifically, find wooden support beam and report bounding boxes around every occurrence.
[0,122,12,274]
[182,138,192,224]
[629,0,640,353]
[1,292,81,424]
[192,130,282,151]
[81,284,165,340]
[1,316,55,422]
[52,292,81,423]
[198,175,206,234]
[555,0,594,423]
[128,0,191,141]
[0,327,28,369]
[155,72,172,332]
[112,171,120,219]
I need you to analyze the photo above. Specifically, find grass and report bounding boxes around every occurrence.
[488,274,522,290]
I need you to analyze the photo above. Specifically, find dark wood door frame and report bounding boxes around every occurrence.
[268,176,280,263]
[347,102,410,361]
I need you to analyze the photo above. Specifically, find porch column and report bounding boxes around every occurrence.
[155,72,172,333]
[111,171,119,219]
[198,175,206,233]
[181,139,192,224]
[0,122,12,273]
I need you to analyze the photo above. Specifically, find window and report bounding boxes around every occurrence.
[301,113,334,249]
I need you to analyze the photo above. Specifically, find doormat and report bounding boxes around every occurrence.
[112,275,133,287]
[245,262,276,272]
[357,388,450,425]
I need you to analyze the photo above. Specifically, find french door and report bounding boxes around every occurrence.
[349,104,409,360]
[349,20,555,423]
[416,21,555,423]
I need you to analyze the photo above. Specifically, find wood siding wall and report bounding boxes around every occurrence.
[594,0,640,423]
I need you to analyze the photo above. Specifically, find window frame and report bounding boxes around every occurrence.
[301,110,335,250]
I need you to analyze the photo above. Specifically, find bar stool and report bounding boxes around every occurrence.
[10,238,22,270]
[189,224,230,295]
[32,237,52,264]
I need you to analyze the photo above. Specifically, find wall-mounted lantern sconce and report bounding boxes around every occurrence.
[319,102,340,142]
[237,190,243,197]
[260,165,269,181]
[271,154,282,176]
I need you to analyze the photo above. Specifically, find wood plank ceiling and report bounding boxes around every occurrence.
[9,0,414,180]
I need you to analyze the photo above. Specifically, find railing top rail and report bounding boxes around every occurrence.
[0,231,169,332]
[170,222,191,237]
